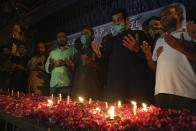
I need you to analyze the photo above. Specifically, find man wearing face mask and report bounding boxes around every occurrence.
[72,28,103,100]
[45,32,77,96]
[92,8,153,103]
[11,43,29,92]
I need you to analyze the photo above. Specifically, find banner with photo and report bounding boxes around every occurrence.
[46,3,186,52]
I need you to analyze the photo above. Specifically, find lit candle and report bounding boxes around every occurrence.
[51,94,53,100]
[59,93,62,101]
[118,101,122,108]
[131,101,137,116]
[108,106,115,119]
[78,97,84,103]
[57,100,60,104]
[17,91,19,98]
[32,93,34,97]
[105,102,108,109]
[93,107,101,114]
[48,99,53,106]
[67,95,70,104]
[89,98,92,104]
[142,103,147,112]
[11,90,14,96]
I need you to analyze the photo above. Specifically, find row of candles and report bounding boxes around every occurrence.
[48,94,148,119]
[7,90,148,119]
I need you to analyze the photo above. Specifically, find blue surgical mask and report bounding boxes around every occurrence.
[114,22,126,33]
[80,35,91,45]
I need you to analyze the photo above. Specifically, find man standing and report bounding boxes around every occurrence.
[151,5,196,111]
[28,42,49,95]
[92,8,153,103]
[72,28,103,100]
[45,32,76,96]
[11,43,29,92]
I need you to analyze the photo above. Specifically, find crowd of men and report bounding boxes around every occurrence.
[0,5,196,112]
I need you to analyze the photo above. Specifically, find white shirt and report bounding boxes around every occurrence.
[152,29,196,99]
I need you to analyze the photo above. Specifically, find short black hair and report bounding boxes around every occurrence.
[37,41,45,46]
[111,8,128,20]
[83,27,94,35]
[82,27,95,39]
[142,16,160,30]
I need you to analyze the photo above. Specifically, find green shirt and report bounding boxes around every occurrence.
[45,47,77,88]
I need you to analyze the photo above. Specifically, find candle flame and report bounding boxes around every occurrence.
[131,101,137,106]
[108,106,115,118]
[78,97,84,102]
[118,101,122,108]
[93,107,101,114]
[105,102,108,109]
[131,101,137,116]
[48,99,53,104]
[142,103,147,111]
[67,95,70,104]
[89,98,92,104]
[96,107,100,111]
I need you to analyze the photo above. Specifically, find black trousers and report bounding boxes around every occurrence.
[155,93,196,112]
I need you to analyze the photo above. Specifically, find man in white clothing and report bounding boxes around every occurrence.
[152,5,196,111]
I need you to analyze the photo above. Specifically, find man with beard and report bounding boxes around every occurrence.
[45,32,77,96]
[92,8,153,103]
[149,5,196,111]
[28,42,49,95]
[140,16,164,72]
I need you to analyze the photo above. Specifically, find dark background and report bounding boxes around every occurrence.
[0,0,196,55]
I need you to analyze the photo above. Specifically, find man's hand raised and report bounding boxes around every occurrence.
[91,41,102,58]
[123,33,139,53]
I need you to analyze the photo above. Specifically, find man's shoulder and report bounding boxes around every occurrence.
[173,31,192,41]
[65,47,77,52]
[49,48,59,55]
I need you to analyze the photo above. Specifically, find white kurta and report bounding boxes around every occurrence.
[152,29,196,99]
